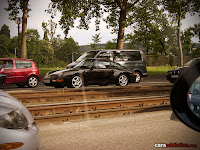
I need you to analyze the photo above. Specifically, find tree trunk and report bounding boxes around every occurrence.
[178,14,183,67]
[21,0,28,58]
[116,1,127,50]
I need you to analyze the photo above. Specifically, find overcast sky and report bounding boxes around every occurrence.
[0,0,199,46]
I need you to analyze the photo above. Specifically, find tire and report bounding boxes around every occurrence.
[27,76,38,88]
[135,72,141,83]
[70,75,83,88]
[16,83,26,88]
[116,74,129,86]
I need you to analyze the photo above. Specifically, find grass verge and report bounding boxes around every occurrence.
[147,66,177,75]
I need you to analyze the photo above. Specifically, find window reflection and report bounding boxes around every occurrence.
[188,76,200,118]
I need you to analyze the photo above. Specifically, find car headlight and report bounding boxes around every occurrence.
[44,72,50,78]
[58,72,63,78]
[0,109,28,130]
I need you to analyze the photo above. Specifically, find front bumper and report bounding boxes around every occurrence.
[0,123,40,150]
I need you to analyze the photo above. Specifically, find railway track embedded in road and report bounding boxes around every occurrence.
[26,96,170,124]
[7,85,172,124]
[9,85,172,105]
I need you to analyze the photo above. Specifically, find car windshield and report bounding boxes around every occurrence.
[74,59,94,68]
[76,51,99,62]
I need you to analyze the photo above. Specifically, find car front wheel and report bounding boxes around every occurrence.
[117,74,129,86]
[27,76,38,88]
[70,75,83,88]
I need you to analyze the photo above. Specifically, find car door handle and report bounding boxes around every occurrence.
[9,72,14,75]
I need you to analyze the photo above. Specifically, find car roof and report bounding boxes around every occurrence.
[85,58,112,61]
[0,58,33,61]
[87,49,142,52]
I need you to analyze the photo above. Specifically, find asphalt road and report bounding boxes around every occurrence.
[1,75,172,92]
[39,110,200,150]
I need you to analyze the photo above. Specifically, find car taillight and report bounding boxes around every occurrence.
[0,67,4,73]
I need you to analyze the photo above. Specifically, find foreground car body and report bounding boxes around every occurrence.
[44,58,136,88]
[166,57,200,83]
[0,58,42,88]
[0,90,40,150]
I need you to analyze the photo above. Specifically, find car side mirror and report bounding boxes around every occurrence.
[170,59,200,132]
[90,66,95,70]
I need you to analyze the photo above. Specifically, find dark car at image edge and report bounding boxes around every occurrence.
[166,57,200,83]
[43,58,136,88]
[0,65,6,86]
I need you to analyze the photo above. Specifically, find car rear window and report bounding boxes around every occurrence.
[16,60,32,69]
[0,60,13,69]
[97,51,142,61]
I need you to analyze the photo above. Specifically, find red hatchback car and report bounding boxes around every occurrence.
[0,58,42,88]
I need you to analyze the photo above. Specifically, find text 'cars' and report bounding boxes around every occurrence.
[43,58,137,88]
[0,90,40,150]
[0,58,42,88]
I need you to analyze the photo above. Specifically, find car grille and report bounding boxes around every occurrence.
[172,70,180,75]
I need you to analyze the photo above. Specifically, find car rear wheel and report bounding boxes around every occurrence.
[135,72,141,83]
[16,83,26,88]
[27,76,38,88]
[117,74,129,86]
[70,75,83,88]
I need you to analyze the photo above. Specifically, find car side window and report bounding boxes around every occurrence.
[94,60,110,69]
[0,60,13,69]
[97,52,113,60]
[16,60,32,69]
[114,51,142,61]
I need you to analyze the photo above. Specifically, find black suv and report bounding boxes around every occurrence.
[166,57,200,83]
[66,49,147,83]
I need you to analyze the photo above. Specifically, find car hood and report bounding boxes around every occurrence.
[50,67,78,76]
[0,90,34,124]
[66,61,79,69]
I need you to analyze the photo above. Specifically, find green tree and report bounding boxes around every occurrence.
[26,29,40,57]
[90,33,101,50]
[55,38,80,63]
[47,0,140,50]
[105,40,117,49]
[9,36,19,57]
[0,24,10,38]
[0,34,11,57]
[163,0,200,66]
[126,0,176,56]
[5,0,29,58]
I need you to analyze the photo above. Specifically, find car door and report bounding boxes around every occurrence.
[0,59,15,84]
[14,60,32,83]
[92,60,114,84]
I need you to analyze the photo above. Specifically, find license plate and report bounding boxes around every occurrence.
[171,75,178,78]
[44,80,50,83]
